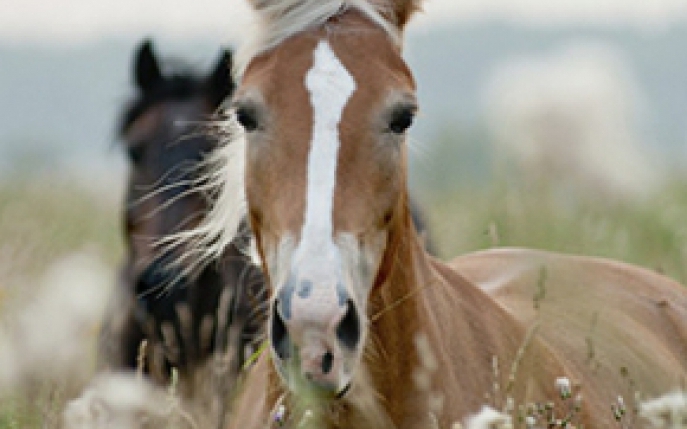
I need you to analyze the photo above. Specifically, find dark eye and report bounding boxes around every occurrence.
[235,106,260,132]
[388,108,415,134]
[127,144,145,164]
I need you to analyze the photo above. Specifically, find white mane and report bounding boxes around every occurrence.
[168,113,249,268]
[235,0,400,74]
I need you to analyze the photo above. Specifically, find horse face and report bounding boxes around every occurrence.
[122,41,232,274]
[117,42,246,374]
[124,101,214,269]
[235,13,416,396]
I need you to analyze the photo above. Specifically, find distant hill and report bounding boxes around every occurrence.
[405,22,687,157]
[0,23,685,180]
[0,38,224,175]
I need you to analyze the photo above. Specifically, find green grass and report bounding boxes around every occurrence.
[427,178,687,284]
[0,176,122,428]
[0,177,122,273]
[1,172,686,428]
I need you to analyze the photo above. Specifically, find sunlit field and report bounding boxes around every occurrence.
[0,175,122,429]
[1,168,686,428]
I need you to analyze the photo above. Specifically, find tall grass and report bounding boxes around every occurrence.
[1,171,686,428]
[427,177,687,284]
[0,176,121,429]
[0,176,122,272]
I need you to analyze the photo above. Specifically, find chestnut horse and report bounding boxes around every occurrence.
[99,40,265,386]
[188,1,687,427]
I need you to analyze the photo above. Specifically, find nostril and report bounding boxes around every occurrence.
[336,300,361,349]
[322,351,334,374]
[270,302,291,360]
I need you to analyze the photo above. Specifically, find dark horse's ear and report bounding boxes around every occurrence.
[206,49,235,108]
[134,39,163,92]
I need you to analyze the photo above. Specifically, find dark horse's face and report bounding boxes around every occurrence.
[121,41,233,268]
[117,40,262,376]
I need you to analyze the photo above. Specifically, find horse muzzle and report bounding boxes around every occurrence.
[269,273,362,398]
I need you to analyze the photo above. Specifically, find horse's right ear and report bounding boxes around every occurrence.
[134,39,163,92]
[372,0,422,29]
[207,49,236,108]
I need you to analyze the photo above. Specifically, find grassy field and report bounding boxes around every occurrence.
[426,178,687,285]
[0,171,686,428]
[0,176,122,429]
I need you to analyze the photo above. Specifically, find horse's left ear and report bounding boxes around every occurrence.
[207,49,236,108]
[377,0,423,29]
[134,39,163,92]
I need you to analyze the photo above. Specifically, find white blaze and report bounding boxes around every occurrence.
[292,41,356,282]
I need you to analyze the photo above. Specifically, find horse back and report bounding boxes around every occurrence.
[451,248,687,415]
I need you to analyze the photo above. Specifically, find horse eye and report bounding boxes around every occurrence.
[388,108,415,134]
[235,106,260,132]
[127,144,145,164]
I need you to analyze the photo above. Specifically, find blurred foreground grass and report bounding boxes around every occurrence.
[1,172,686,428]
[0,175,122,429]
[0,176,122,275]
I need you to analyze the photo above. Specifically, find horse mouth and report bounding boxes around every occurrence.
[272,350,353,400]
[336,382,351,399]
[273,336,351,400]
[300,378,351,400]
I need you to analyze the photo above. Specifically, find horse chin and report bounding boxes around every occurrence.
[271,346,356,400]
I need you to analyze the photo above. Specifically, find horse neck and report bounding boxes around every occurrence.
[362,202,566,427]
[250,204,564,428]
[255,200,429,429]
[361,199,438,427]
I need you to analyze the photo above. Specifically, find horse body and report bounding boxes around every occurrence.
[453,248,687,404]
[99,40,264,386]
[229,229,602,428]
[184,1,687,427]
[231,232,687,428]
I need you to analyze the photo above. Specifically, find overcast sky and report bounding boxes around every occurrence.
[1,0,687,46]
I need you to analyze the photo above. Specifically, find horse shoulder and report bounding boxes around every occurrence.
[421,258,575,425]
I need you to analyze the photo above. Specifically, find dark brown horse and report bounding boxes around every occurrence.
[184,1,687,428]
[99,40,265,387]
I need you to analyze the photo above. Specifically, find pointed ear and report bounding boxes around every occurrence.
[374,0,422,29]
[393,0,422,28]
[134,39,163,92]
[206,49,236,108]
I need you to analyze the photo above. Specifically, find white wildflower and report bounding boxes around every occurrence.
[640,391,687,429]
[63,373,169,429]
[465,405,513,429]
[0,252,112,391]
[555,377,571,399]
[274,404,286,424]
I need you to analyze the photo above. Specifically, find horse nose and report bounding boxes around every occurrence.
[335,299,361,349]
[269,280,362,391]
[271,288,361,355]
[299,335,338,389]
[270,305,358,390]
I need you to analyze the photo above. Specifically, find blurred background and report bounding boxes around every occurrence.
[0,1,686,427]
